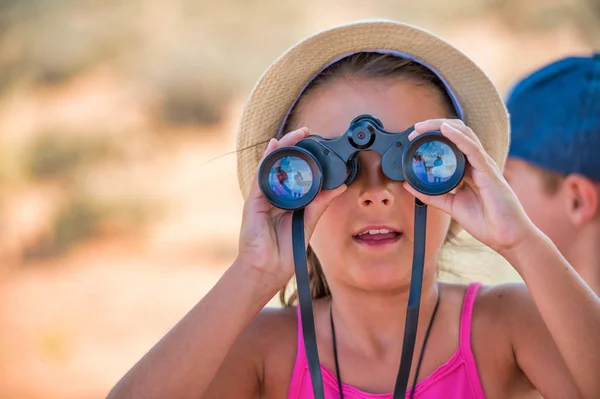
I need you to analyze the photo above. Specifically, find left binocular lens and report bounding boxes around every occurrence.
[258,147,323,210]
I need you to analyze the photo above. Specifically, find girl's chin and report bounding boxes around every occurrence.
[343,263,414,290]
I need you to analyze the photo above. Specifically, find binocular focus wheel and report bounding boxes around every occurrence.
[351,114,384,129]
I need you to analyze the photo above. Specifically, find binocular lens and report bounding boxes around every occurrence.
[411,141,458,186]
[267,155,314,201]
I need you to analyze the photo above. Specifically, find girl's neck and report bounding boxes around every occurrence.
[327,276,440,359]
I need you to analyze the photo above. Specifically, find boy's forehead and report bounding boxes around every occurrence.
[505,157,538,174]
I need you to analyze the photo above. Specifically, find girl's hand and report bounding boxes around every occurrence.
[403,119,537,255]
[235,127,347,292]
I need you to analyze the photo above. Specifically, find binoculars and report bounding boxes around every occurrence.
[259,115,466,210]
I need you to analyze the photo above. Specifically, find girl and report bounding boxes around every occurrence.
[107,21,600,399]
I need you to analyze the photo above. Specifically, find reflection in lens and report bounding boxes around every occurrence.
[268,156,314,200]
[412,141,457,185]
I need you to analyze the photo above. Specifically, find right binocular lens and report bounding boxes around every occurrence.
[402,133,465,196]
[411,141,458,186]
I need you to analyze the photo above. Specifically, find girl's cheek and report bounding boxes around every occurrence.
[310,199,348,253]
[427,210,453,246]
[314,200,344,234]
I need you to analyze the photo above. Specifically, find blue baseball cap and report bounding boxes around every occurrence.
[506,53,600,180]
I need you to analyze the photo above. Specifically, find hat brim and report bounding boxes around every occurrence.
[236,20,509,202]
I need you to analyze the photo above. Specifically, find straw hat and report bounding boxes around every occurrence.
[236,19,509,201]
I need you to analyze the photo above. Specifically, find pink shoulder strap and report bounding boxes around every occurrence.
[287,306,306,399]
[459,282,486,399]
[459,282,481,350]
[295,305,305,360]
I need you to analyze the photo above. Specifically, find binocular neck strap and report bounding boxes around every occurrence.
[292,208,325,399]
[292,199,428,399]
[393,199,428,397]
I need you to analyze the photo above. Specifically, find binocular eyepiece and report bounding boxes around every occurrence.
[259,115,466,210]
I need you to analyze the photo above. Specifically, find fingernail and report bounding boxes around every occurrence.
[267,138,277,150]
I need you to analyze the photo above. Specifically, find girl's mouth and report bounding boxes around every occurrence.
[352,227,403,247]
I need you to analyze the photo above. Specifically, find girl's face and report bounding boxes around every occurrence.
[291,77,454,293]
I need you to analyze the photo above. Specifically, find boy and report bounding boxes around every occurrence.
[504,53,600,294]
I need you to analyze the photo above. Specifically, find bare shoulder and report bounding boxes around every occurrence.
[435,282,518,345]
[245,306,298,339]
[475,281,569,355]
[467,282,530,397]
[244,305,298,356]
[472,282,579,398]
[476,282,538,328]
[203,305,298,399]
[233,305,298,367]
[474,282,545,351]
[245,306,299,398]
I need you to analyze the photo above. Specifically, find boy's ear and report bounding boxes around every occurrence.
[563,175,599,226]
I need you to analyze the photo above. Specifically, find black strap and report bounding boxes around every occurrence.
[330,285,439,399]
[409,290,440,399]
[393,199,428,397]
[292,200,428,399]
[292,209,325,398]
[330,305,345,396]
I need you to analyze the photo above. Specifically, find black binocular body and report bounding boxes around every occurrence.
[259,115,466,210]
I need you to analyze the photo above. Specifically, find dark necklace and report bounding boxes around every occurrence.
[330,292,441,399]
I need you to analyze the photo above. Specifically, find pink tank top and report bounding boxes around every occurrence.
[287,282,486,399]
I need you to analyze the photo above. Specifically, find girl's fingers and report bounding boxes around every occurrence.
[247,127,310,201]
[409,120,493,174]
[410,119,483,147]
[438,122,493,174]
[246,138,280,201]
[303,184,348,240]
[278,127,310,147]
[403,182,455,214]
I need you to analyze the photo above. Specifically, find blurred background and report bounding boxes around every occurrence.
[0,1,598,398]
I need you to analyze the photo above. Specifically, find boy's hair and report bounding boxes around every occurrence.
[533,163,600,210]
[525,160,600,197]
[538,167,566,195]
[278,52,460,306]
